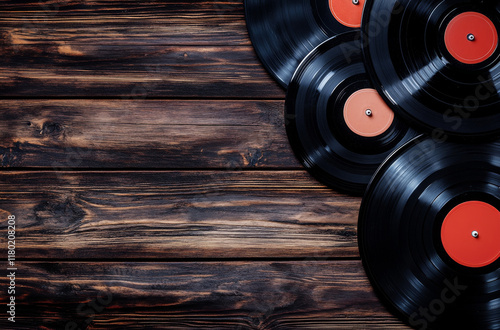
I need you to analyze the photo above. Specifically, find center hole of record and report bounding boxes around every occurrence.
[444,12,498,64]
[343,88,394,137]
[441,201,500,268]
[328,0,365,28]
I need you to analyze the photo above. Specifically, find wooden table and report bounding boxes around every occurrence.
[0,1,408,328]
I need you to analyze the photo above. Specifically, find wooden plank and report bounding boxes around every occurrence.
[1,261,408,329]
[0,45,282,98]
[0,1,283,98]
[0,99,297,168]
[0,170,360,259]
[0,0,249,46]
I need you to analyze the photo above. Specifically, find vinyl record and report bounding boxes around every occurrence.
[285,31,418,195]
[359,135,500,329]
[362,0,500,140]
[245,0,365,88]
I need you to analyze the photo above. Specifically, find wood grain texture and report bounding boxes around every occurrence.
[0,170,360,259]
[0,0,249,46]
[0,261,409,329]
[0,1,283,98]
[0,100,298,168]
[0,45,283,98]
[0,1,399,328]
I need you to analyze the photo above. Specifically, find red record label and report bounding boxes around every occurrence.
[441,201,500,268]
[329,0,364,28]
[444,12,498,64]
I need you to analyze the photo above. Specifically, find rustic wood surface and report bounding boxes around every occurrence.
[0,0,283,98]
[0,1,408,328]
[0,100,295,168]
[0,171,360,259]
[9,261,407,329]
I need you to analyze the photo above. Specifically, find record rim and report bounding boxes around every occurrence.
[358,133,427,327]
[360,0,500,141]
[244,0,288,88]
[244,0,354,89]
[286,31,362,194]
[358,134,500,329]
[285,31,418,195]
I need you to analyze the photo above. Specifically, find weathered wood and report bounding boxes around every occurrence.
[1,261,408,329]
[0,99,296,168]
[0,45,282,98]
[0,0,249,46]
[0,1,400,328]
[0,170,360,259]
[0,1,283,98]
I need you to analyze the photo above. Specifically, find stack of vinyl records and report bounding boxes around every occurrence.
[245,0,500,328]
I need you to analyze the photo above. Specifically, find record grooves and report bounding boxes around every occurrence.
[285,31,417,195]
[245,2,500,328]
[359,136,500,329]
[362,0,500,140]
[245,0,362,87]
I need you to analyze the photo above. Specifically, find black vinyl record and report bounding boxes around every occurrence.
[362,0,500,140]
[285,31,418,195]
[359,135,500,329]
[245,0,363,88]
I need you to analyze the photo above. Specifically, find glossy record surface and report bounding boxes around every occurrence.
[285,31,417,194]
[359,135,500,329]
[362,0,500,140]
[245,0,352,87]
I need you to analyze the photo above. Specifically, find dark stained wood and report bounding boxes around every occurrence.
[0,100,297,168]
[0,1,398,328]
[0,170,360,259]
[0,0,283,98]
[0,0,249,46]
[1,261,408,329]
[0,45,283,98]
